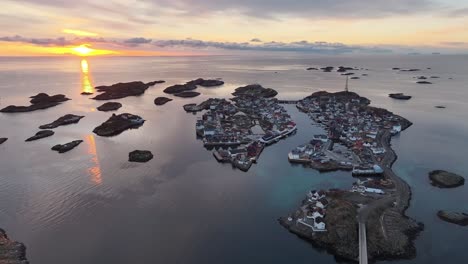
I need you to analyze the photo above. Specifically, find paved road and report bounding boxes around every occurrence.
[356,130,412,263]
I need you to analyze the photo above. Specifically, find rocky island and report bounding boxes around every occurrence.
[92,81,164,100]
[0,93,70,113]
[0,228,29,264]
[185,85,296,171]
[437,211,468,226]
[0,138,7,145]
[93,113,144,137]
[97,102,122,112]
[429,170,465,188]
[389,93,412,100]
[174,91,201,98]
[281,90,422,262]
[231,84,278,98]
[25,130,54,142]
[129,150,154,162]
[51,140,83,153]
[164,78,224,94]
[39,114,84,129]
[154,97,172,105]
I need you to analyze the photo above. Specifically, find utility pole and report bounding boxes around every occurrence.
[345,76,349,93]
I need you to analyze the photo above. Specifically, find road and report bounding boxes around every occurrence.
[356,130,412,263]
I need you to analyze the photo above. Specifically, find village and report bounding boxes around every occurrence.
[190,88,297,171]
[291,86,410,178]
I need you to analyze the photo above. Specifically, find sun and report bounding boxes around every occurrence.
[72,44,94,56]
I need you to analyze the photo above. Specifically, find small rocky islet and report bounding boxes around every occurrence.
[0,93,70,113]
[163,78,224,95]
[173,91,201,98]
[39,114,84,129]
[92,80,164,100]
[129,150,154,162]
[231,84,278,98]
[25,130,55,142]
[0,138,7,145]
[93,113,145,137]
[437,211,468,226]
[0,228,29,264]
[429,170,465,188]
[154,97,172,105]
[51,140,83,153]
[97,102,122,112]
[389,93,412,100]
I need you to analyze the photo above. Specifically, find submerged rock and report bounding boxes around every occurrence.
[174,91,201,98]
[0,138,7,145]
[416,81,432,84]
[389,93,412,100]
[350,77,360,80]
[321,66,334,72]
[0,93,70,113]
[129,150,154,162]
[51,140,83,153]
[154,97,173,105]
[39,114,84,129]
[81,91,93,95]
[0,228,29,264]
[93,113,144,137]
[97,102,122,112]
[437,211,468,226]
[92,81,164,100]
[435,105,446,109]
[25,130,54,142]
[429,170,465,188]
[306,67,318,70]
[232,84,278,98]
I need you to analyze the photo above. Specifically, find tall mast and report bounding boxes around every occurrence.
[345,76,349,93]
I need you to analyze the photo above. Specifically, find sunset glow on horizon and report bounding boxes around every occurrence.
[0,0,467,56]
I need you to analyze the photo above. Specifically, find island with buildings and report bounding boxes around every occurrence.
[186,84,296,171]
[280,88,423,262]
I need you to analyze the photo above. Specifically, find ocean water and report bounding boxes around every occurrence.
[0,54,467,264]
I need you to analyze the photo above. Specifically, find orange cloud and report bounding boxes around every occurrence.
[62,29,99,37]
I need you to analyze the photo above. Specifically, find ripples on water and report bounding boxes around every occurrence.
[0,54,467,264]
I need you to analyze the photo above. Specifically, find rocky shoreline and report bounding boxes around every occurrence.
[0,228,29,264]
[0,93,70,113]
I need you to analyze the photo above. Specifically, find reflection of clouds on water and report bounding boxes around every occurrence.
[85,134,102,185]
[81,59,94,94]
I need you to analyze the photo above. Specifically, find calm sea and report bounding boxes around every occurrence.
[0,54,467,264]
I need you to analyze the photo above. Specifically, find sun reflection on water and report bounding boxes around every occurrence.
[81,59,94,94]
[85,134,102,185]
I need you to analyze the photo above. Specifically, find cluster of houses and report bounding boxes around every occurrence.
[194,95,296,171]
[292,190,328,232]
[296,92,406,176]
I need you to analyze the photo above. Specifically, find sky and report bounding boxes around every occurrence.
[1,0,468,56]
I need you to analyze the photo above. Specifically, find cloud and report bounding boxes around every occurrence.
[144,0,437,19]
[440,41,468,46]
[124,37,153,46]
[152,38,391,54]
[250,38,262,42]
[12,0,438,20]
[0,35,392,54]
[447,8,468,17]
[0,35,72,46]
